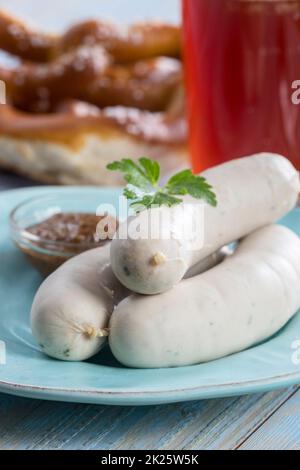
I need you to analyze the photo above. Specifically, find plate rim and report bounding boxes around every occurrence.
[1,369,300,405]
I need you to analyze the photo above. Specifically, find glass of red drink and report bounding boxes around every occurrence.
[182,0,300,172]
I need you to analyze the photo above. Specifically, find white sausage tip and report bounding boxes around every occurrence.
[84,325,109,338]
[150,252,167,266]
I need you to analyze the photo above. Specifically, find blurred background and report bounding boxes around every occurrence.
[0,0,182,189]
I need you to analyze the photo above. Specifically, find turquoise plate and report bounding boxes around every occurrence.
[0,186,300,406]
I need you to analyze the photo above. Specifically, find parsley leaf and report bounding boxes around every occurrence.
[130,193,181,212]
[107,159,150,190]
[130,195,156,212]
[123,187,138,200]
[152,192,182,207]
[139,157,160,185]
[107,157,217,212]
[166,169,217,207]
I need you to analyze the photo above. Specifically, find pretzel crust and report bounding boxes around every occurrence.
[0,104,187,185]
[59,20,181,63]
[0,102,187,146]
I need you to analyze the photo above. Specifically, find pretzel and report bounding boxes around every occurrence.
[59,20,181,63]
[0,102,187,185]
[81,57,182,112]
[0,9,55,62]
[0,10,181,64]
[0,45,111,112]
[0,12,188,186]
[0,54,182,112]
[0,101,187,145]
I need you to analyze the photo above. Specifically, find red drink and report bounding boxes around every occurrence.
[182,0,300,172]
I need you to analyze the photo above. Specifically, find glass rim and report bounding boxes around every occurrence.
[9,193,113,251]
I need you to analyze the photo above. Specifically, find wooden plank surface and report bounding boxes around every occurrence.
[239,388,300,450]
[0,388,298,450]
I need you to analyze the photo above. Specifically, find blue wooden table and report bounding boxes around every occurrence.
[0,385,299,449]
[0,170,299,450]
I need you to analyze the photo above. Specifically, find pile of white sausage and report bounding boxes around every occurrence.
[31,153,300,368]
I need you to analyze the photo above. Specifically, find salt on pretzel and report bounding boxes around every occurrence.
[59,20,181,63]
[0,10,181,64]
[0,101,187,145]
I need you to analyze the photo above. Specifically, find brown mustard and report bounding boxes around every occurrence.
[20,212,118,276]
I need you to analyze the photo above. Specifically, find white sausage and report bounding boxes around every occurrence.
[109,225,300,368]
[31,243,223,361]
[110,153,299,294]
[184,246,229,278]
[31,244,128,361]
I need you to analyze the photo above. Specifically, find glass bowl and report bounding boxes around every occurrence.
[9,190,118,276]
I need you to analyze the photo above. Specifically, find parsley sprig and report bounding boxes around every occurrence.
[107,157,217,211]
